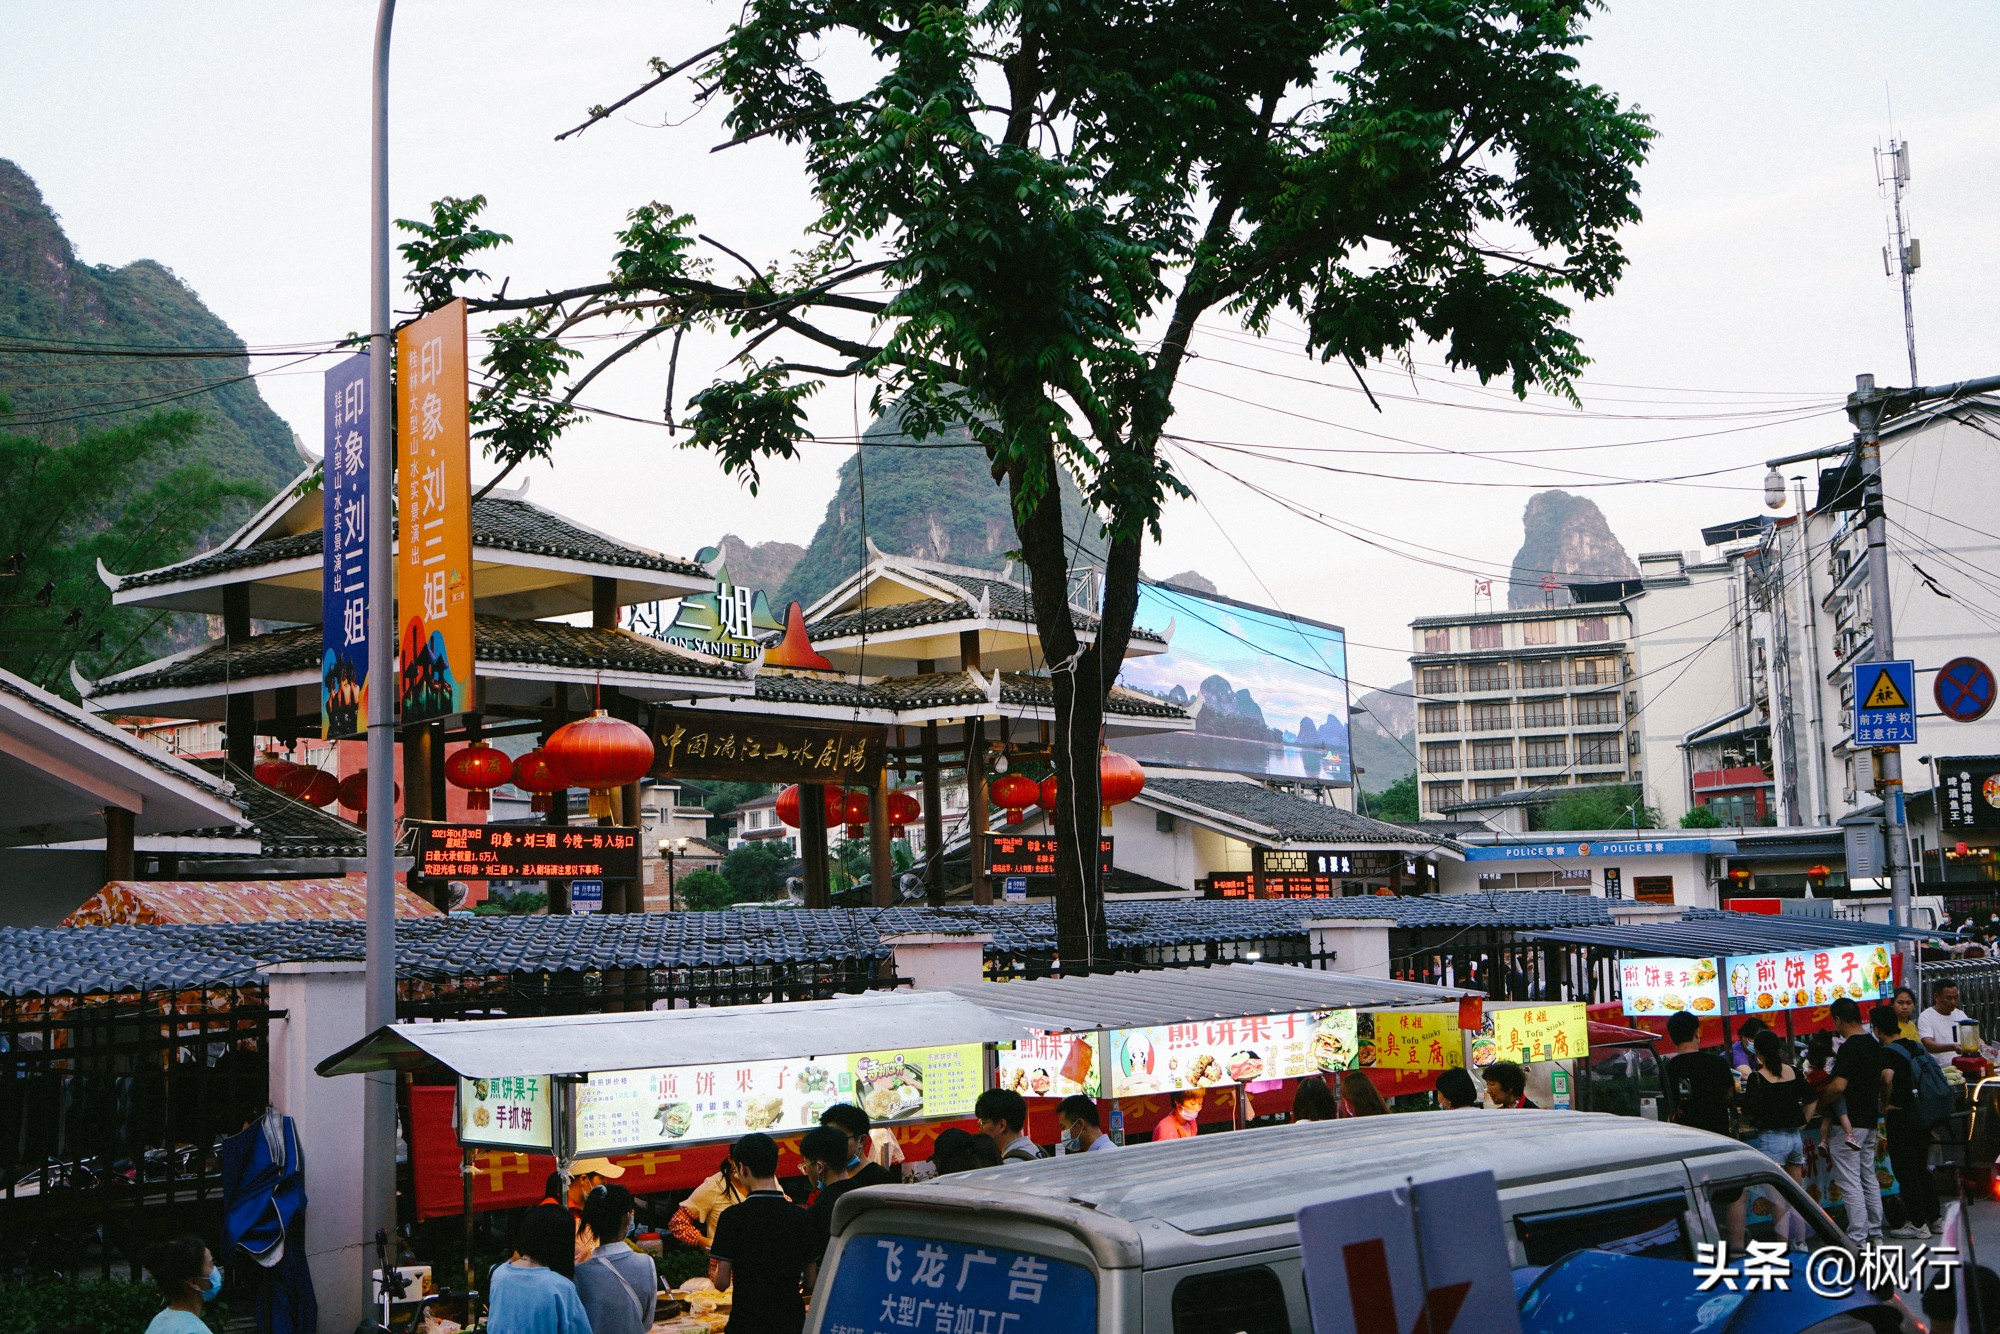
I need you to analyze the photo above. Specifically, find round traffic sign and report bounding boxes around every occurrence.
[1934,656,1997,723]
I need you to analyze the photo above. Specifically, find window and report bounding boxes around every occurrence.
[1470,740,1514,771]
[1472,778,1515,800]
[1418,666,1456,694]
[1172,1266,1289,1334]
[1526,774,1570,789]
[1521,698,1566,729]
[1422,627,1452,652]
[1634,875,1675,904]
[1574,693,1621,726]
[1573,656,1619,685]
[1419,704,1460,734]
[1468,622,1505,650]
[1423,742,1462,773]
[1466,661,1511,691]
[1515,1191,1693,1266]
[1577,617,1612,643]
[1576,734,1623,766]
[1523,737,1566,768]
[1156,810,1178,833]
[1469,702,1512,732]
[1422,780,1465,812]
[1523,619,1557,646]
[1520,658,1565,689]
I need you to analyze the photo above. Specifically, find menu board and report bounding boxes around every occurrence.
[1102,1009,1358,1098]
[459,1075,554,1150]
[1617,956,1723,1018]
[1365,1011,1467,1072]
[995,1031,1104,1099]
[1724,944,1892,1015]
[571,1044,983,1155]
[1470,1005,1589,1068]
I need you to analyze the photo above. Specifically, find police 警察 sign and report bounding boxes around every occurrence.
[1852,659,1917,746]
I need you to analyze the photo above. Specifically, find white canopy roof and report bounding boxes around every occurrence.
[318,989,1038,1079]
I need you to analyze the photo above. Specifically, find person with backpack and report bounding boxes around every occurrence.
[1875,1004,1946,1239]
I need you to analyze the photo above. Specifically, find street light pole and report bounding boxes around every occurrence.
[658,835,686,911]
[363,0,399,1297]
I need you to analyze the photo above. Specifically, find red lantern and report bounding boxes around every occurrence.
[254,756,304,788]
[1003,809,1024,825]
[1729,866,1752,886]
[445,741,514,811]
[776,784,846,829]
[512,748,567,814]
[336,769,399,813]
[842,790,873,826]
[845,823,867,840]
[1038,775,1058,810]
[296,770,340,808]
[1806,863,1831,886]
[887,791,920,827]
[545,710,655,819]
[1099,751,1146,807]
[988,772,1038,815]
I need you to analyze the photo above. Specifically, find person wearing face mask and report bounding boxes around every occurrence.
[1055,1095,1116,1152]
[144,1236,224,1334]
[1153,1089,1205,1141]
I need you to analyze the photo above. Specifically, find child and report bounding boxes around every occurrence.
[1804,1029,1857,1151]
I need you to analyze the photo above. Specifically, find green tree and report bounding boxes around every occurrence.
[1680,805,1722,829]
[401,0,1651,960]
[677,868,736,911]
[1364,774,1421,824]
[0,407,263,697]
[720,841,789,902]
[1536,784,1661,832]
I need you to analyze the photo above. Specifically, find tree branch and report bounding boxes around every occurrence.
[555,44,725,142]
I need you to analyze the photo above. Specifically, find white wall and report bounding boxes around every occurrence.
[1106,802,1250,890]
[1436,843,1719,910]
[1625,554,1745,827]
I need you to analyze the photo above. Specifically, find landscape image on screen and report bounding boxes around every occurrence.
[1112,582,1351,782]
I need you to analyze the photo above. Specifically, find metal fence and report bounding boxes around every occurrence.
[1919,957,2000,1036]
[0,957,901,1280]
[982,934,1328,981]
[1391,930,1617,1006]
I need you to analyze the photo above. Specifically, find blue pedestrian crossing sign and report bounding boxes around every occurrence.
[1853,660,1917,745]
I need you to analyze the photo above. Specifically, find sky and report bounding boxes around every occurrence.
[6,3,1999,699]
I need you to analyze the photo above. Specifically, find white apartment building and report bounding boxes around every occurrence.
[1408,604,1639,817]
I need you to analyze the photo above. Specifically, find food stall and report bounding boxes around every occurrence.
[321,989,1037,1324]
[949,962,1478,1133]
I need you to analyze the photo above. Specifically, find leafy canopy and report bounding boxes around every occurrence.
[1535,783,1661,832]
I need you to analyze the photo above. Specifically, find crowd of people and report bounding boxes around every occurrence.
[1662,980,1974,1251]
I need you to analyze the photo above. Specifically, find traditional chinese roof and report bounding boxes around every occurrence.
[801,548,1165,674]
[105,480,711,621]
[669,669,1189,733]
[82,617,749,719]
[0,666,244,847]
[1137,777,1463,853]
[0,893,1613,996]
[179,762,371,859]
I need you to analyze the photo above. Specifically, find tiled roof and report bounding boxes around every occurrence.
[807,568,1164,645]
[0,669,236,800]
[115,496,705,590]
[0,894,1611,995]
[1143,778,1459,847]
[748,670,1186,720]
[180,762,368,858]
[96,617,742,695]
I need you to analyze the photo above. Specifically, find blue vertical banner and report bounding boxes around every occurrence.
[321,352,371,740]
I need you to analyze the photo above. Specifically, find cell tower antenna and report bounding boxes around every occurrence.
[1874,129,1920,384]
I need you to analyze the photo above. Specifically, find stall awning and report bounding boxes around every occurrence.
[317,989,1037,1079]
[1522,913,1954,956]
[947,962,1471,1035]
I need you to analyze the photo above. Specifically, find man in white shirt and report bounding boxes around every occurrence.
[1056,1095,1117,1152]
[1916,982,1972,1067]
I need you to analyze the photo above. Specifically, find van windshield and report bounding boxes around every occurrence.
[818,1233,1096,1334]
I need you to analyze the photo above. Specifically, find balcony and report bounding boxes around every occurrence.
[1692,765,1773,792]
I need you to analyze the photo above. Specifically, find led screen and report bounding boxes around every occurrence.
[1113,582,1351,782]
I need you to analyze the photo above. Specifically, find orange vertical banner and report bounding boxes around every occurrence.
[396,299,474,722]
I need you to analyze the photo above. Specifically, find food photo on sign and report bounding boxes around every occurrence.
[1617,956,1722,1017]
[1724,945,1891,1015]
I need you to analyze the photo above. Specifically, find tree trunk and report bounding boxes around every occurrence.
[1047,663,1108,968]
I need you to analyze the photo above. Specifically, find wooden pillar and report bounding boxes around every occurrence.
[544,715,572,914]
[103,806,135,882]
[968,719,990,904]
[222,583,256,772]
[402,725,433,822]
[617,780,643,912]
[428,721,448,818]
[800,782,831,909]
[592,575,619,631]
[1251,846,1266,901]
[921,722,946,907]
[869,771,895,907]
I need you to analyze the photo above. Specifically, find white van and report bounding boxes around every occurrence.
[811,1112,1856,1334]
